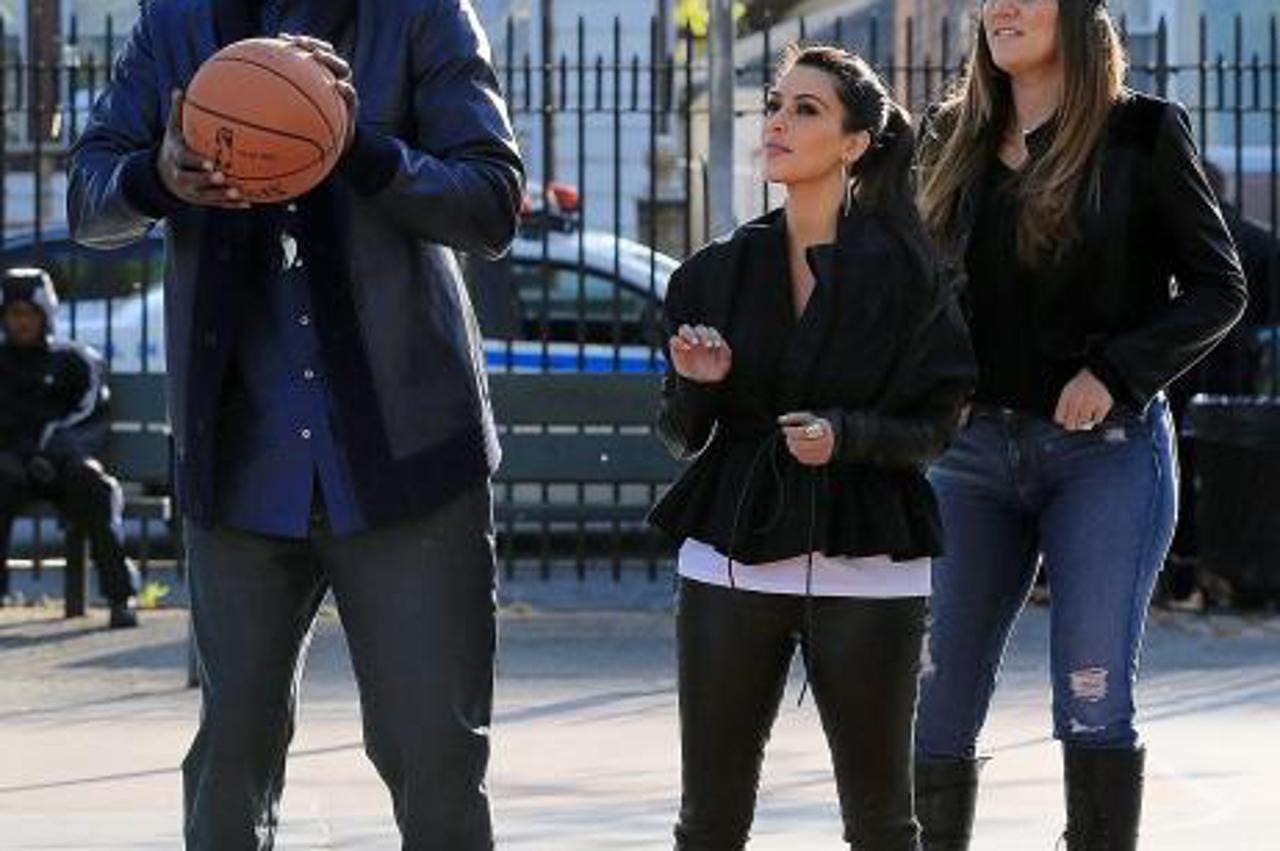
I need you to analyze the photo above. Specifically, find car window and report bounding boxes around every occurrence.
[2,237,163,300]
[511,263,653,324]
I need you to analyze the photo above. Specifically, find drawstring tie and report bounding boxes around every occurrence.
[722,431,827,707]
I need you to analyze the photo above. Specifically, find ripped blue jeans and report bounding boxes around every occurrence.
[916,397,1177,756]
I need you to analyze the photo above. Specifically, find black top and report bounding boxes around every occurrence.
[650,205,976,564]
[966,154,1085,416]
[0,342,106,461]
[927,92,1247,414]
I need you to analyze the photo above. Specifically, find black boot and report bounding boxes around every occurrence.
[915,757,983,850]
[1062,745,1145,851]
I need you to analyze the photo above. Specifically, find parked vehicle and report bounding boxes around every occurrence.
[1,182,677,374]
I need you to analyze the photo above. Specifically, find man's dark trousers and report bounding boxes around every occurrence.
[0,454,138,603]
[182,485,498,851]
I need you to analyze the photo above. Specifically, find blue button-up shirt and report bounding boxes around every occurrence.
[213,0,363,538]
[213,204,365,538]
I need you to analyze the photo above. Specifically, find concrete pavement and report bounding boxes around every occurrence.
[1,573,1278,850]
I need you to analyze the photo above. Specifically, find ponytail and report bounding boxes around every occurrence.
[782,44,936,283]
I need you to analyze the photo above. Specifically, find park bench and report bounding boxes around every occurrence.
[16,371,174,618]
[487,372,685,573]
[15,371,683,617]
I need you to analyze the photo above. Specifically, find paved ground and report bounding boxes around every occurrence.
[1,572,1278,850]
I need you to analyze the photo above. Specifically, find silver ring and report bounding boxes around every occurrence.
[803,423,824,440]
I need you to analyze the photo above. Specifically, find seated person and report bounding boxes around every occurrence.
[0,267,139,627]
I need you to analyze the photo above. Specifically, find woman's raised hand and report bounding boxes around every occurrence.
[669,324,732,384]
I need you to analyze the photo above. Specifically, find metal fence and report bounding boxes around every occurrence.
[2,9,1278,584]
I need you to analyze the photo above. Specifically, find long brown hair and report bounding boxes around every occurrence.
[916,0,1127,264]
[779,44,934,281]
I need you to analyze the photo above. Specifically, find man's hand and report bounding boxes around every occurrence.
[669,324,732,385]
[157,90,251,209]
[1054,368,1114,432]
[281,34,358,154]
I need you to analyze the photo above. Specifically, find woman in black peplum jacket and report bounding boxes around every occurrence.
[649,44,976,851]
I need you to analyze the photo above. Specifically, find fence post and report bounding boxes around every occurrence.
[708,0,735,236]
[540,0,556,186]
[1156,16,1169,98]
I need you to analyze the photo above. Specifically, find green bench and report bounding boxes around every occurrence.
[487,372,685,571]
[18,372,174,618]
[18,371,682,615]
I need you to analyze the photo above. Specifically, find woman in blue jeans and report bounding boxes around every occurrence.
[913,1,1247,849]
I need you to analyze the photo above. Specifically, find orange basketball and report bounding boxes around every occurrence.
[182,38,348,203]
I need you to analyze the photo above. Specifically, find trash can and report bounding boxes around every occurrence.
[1185,395,1280,603]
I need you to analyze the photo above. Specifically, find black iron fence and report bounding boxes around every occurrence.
[1,9,1278,584]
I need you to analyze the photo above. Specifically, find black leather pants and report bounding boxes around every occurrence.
[675,578,927,851]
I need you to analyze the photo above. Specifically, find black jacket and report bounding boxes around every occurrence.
[649,205,977,564]
[929,91,1248,411]
[0,342,109,462]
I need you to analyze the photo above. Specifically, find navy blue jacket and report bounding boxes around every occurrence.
[68,0,524,527]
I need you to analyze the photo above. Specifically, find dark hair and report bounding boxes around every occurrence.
[779,44,934,282]
[918,1,1127,264]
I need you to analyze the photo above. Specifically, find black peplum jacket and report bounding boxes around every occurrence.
[648,204,977,565]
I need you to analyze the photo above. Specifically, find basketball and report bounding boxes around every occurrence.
[182,38,349,203]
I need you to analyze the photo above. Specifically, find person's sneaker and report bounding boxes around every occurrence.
[109,600,139,629]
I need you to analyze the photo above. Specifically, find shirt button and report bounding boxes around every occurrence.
[286,203,298,213]
[303,368,316,381]
[299,428,312,440]
[298,314,311,327]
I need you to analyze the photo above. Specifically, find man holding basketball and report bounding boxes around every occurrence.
[69,1,523,849]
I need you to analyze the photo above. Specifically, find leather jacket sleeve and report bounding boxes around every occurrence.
[823,289,976,468]
[68,9,176,250]
[335,0,524,259]
[656,264,723,461]
[1090,103,1248,409]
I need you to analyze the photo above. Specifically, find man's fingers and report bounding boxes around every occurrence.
[287,34,335,53]
[168,90,185,136]
[315,53,353,80]
[284,34,351,77]
[171,146,213,173]
[168,169,228,194]
[167,172,250,207]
